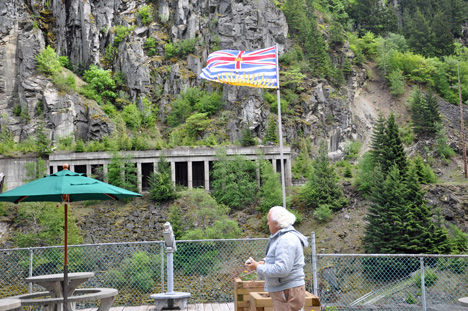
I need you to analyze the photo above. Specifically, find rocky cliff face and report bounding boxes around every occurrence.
[0,0,370,156]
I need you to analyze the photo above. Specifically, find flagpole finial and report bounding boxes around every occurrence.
[63,163,69,170]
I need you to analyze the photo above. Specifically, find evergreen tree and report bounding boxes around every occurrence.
[282,0,308,41]
[108,152,138,192]
[168,205,183,239]
[211,148,257,209]
[240,122,256,147]
[382,113,407,175]
[410,88,441,136]
[363,166,395,253]
[264,115,279,144]
[304,0,332,77]
[300,141,348,211]
[406,8,434,56]
[410,155,436,184]
[388,69,405,96]
[36,122,51,157]
[149,155,176,202]
[410,88,426,135]
[424,90,442,133]
[24,159,48,182]
[329,18,346,48]
[431,10,454,57]
[369,114,387,168]
[349,0,397,36]
[258,160,283,214]
[399,166,438,254]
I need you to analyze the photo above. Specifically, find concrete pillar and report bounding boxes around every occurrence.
[204,160,210,191]
[187,160,192,189]
[170,161,176,186]
[69,164,75,171]
[103,164,108,182]
[137,162,142,193]
[86,165,92,177]
[272,158,277,173]
[285,159,292,187]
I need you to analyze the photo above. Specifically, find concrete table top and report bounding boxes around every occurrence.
[26,272,95,298]
[0,299,21,311]
[459,297,468,306]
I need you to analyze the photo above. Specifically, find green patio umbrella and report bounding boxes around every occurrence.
[0,164,142,310]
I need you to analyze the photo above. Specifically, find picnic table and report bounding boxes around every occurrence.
[26,272,95,299]
[11,272,118,311]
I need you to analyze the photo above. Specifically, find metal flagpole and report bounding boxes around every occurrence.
[275,43,287,208]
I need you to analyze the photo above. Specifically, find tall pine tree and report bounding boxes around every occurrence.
[382,113,407,175]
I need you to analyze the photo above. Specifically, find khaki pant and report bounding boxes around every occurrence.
[269,285,305,311]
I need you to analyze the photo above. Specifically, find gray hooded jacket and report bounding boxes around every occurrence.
[256,225,309,292]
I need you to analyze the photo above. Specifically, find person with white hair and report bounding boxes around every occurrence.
[245,206,308,311]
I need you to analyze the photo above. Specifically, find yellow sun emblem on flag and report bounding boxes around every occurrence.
[215,72,276,88]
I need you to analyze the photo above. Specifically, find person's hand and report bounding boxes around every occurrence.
[245,257,262,271]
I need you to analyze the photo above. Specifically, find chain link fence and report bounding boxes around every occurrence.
[1,237,468,311]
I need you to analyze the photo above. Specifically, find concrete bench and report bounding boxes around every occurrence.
[12,288,118,311]
[0,299,21,311]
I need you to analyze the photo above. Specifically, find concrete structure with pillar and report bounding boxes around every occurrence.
[0,146,292,193]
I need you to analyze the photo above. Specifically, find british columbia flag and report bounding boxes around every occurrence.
[199,46,278,88]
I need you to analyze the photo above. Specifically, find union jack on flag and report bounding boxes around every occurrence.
[199,46,278,88]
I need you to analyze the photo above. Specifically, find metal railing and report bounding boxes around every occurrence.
[1,235,468,310]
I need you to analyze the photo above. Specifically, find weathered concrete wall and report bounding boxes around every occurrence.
[0,156,41,191]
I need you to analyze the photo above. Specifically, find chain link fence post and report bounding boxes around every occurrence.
[420,257,426,311]
[28,248,33,293]
[160,242,164,293]
[311,232,318,296]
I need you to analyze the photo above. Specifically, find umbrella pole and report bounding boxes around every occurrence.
[64,203,69,311]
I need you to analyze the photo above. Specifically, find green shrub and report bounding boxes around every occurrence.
[414,268,438,287]
[363,257,419,281]
[344,165,353,178]
[121,103,142,129]
[447,257,468,274]
[137,5,152,25]
[405,292,417,304]
[211,149,257,209]
[13,105,21,116]
[399,125,414,145]
[165,42,175,58]
[435,123,455,159]
[52,72,76,92]
[263,91,276,104]
[314,204,333,222]
[144,37,157,56]
[105,251,159,292]
[165,38,198,58]
[148,155,176,202]
[258,160,282,214]
[35,100,44,116]
[81,65,116,103]
[35,46,62,75]
[113,25,134,46]
[196,91,222,115]
[344,140,362,159]
[74,139,85,152]
[388,69,405,96]
[58,56,71,69]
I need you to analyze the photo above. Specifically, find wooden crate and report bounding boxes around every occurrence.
[234,277,265,311]
[249,291,321,311]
